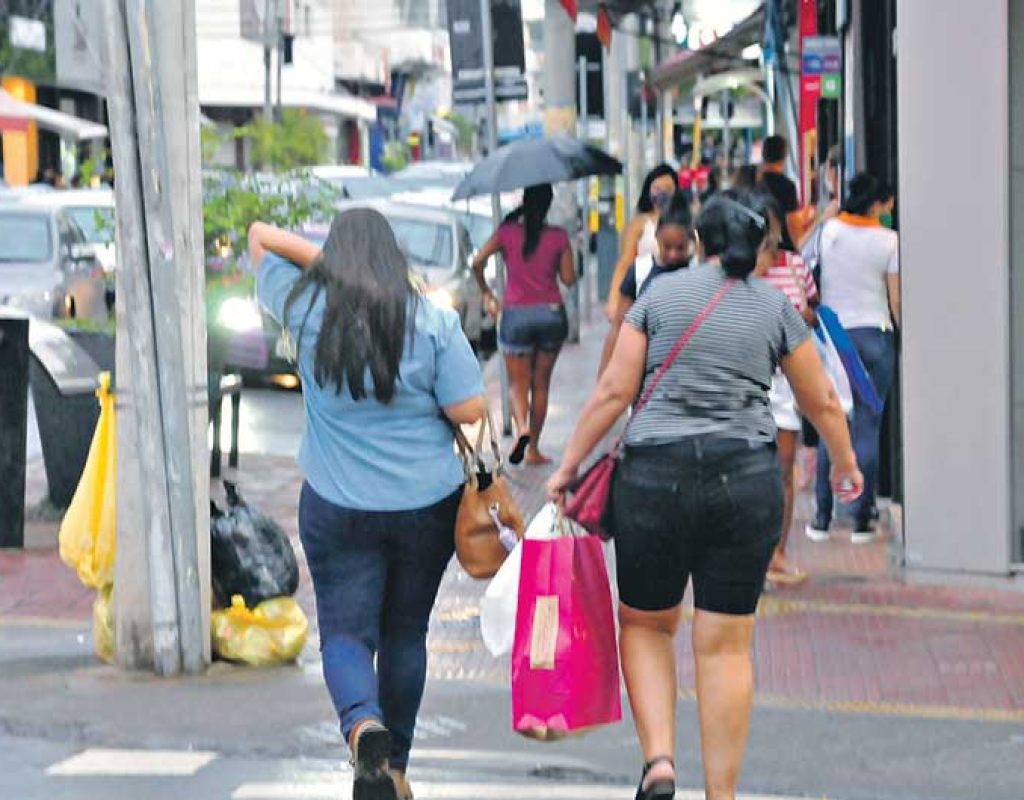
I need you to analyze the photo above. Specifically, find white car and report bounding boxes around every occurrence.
[20,189,117,275]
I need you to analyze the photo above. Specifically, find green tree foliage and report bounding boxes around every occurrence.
[235,109,329,171]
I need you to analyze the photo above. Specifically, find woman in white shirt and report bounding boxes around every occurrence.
[807,173,900,544]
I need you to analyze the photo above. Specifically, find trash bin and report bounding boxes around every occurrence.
[27,319,103,509]
[0,314,30,548]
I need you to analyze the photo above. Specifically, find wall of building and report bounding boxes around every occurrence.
[896,0,1012,573]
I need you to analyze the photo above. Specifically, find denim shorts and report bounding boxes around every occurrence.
[499,303,568,356]
[611,436,782,615]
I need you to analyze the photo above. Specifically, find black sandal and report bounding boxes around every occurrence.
[635,755,675,800]
[508,433,531,465]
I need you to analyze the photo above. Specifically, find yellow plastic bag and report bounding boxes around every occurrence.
[93,584,115,664]
[211,594,309,666]
[58,372,116,590]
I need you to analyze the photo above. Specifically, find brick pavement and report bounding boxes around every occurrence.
[5,311,1024,722]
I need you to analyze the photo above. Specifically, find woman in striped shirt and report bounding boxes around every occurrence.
[756,194,819,585]
[547,190,861,800]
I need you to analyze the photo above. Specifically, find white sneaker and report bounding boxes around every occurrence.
[805,522,831,542]
[851,523,880,545]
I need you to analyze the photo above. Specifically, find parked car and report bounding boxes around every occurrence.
[0,202,107,321]
[305,164,394,200]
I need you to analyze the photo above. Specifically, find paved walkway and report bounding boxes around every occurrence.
[5,311,1024,724]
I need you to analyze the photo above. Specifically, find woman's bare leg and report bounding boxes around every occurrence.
[504,353,531,438]
[693,609,756,800]
[525,349,560,464]
[768,430,802,577]
[619,602,681,788]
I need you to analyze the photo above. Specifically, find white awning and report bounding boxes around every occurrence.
[0,89,108,141]
[200,90,377,123]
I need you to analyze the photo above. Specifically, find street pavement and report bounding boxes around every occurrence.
[3,311,1024,799]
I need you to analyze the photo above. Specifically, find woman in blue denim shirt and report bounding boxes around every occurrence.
[250,209,485,800]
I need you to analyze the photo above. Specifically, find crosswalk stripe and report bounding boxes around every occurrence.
[232,780,815,800]
[46,748,218,777]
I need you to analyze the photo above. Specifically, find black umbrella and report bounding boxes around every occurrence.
[451,135,622,201]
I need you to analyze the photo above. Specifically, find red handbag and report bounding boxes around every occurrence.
[564,280,737,539]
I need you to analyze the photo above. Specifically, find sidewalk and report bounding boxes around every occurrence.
[5,312,1024,717]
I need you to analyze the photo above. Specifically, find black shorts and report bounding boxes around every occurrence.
[611,437,783,615]
[499,304,568,356]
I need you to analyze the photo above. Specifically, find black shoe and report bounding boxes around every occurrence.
[635,756,675,800]
[508,434,530,465]
[851,519,880,545]
[352,721,398,800]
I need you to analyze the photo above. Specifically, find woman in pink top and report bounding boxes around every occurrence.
[472,184,576,465]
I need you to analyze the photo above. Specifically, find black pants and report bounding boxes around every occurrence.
[612,437,782,615]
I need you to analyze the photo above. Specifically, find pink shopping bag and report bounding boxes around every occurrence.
[511,534,622,740]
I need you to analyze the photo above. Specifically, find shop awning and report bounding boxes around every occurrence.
[200,90,377,123]
[0,89,107,141]
[652,5,766,91]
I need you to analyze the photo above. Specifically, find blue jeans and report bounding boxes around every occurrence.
[298,482,460,770]
[815,327,896,526]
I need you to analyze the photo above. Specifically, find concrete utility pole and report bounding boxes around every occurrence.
[479,0,512,435]
[101,0,209,676]
[264,0,276,123]
[543,0,580,341]
[622,13,642,215]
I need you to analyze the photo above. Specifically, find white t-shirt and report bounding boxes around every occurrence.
[819,216,899,330]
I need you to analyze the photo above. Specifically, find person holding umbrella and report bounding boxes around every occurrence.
[471,184,576,465]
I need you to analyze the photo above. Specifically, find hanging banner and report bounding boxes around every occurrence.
[797,0,819,205]
[447,0,529,105]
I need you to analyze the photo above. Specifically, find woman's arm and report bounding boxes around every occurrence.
[248,222,321,270]
[558,242,577,288]
[547,324,646,498]
[886,274,901,328]
[443,394,487,427]
[596,295,634,377]
[605,217,645,319]
[471,232,503,317]
[781,339,863,503]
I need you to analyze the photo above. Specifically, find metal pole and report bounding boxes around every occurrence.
[641,74,650,176]
[263,0,274,123]
[578,55,592,321]
[275,13,283,122]
[480,0,511,435]
[621,69,631,215]
[721,88,732,173]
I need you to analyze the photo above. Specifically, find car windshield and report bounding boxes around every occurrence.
[0,214,51,262]
[324,176,393,200]
[389,217,453,270]
[66,207,115,245]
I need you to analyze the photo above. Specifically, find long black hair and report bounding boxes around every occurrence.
[282,208,417,404]
[504,183,553,259]
[695,189,771,278]
[655,191,693,235]
[637,163,679,213]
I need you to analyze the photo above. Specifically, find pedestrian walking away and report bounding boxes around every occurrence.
[547,190,863,800]
[600,164,681,373]
[806,173,900,544]
[250,210,487,800]
[758,135,813,252]
[752,191,820,585]
[472,183,576,466]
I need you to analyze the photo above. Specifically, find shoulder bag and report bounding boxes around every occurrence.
[564,279,736,539]
[454,411,525,579]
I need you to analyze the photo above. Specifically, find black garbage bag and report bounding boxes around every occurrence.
[210,481,300,608]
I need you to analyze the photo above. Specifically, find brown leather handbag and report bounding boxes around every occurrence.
[454,412,525,580]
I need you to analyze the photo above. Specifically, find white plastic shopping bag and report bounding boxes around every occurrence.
[480,502,561,657]
[815,324,854,415]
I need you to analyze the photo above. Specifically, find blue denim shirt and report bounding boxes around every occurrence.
[256,253,483,511]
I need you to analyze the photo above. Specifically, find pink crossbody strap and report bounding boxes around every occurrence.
[618,278,737,447]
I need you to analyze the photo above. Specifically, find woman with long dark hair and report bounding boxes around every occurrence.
[599,163,680,374]
[547,191,862,800]
[250,209,486,800]
[472,183,575,465]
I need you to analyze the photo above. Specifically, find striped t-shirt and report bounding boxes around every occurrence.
[624,265,812,445]
[763,251,817,311]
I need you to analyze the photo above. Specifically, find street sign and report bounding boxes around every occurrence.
[801,35,841,75]
[9,15,46,53]
[447,0,528,105]
[240,0,279,45]
[821,73,842,99]
[55,0,105,95]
